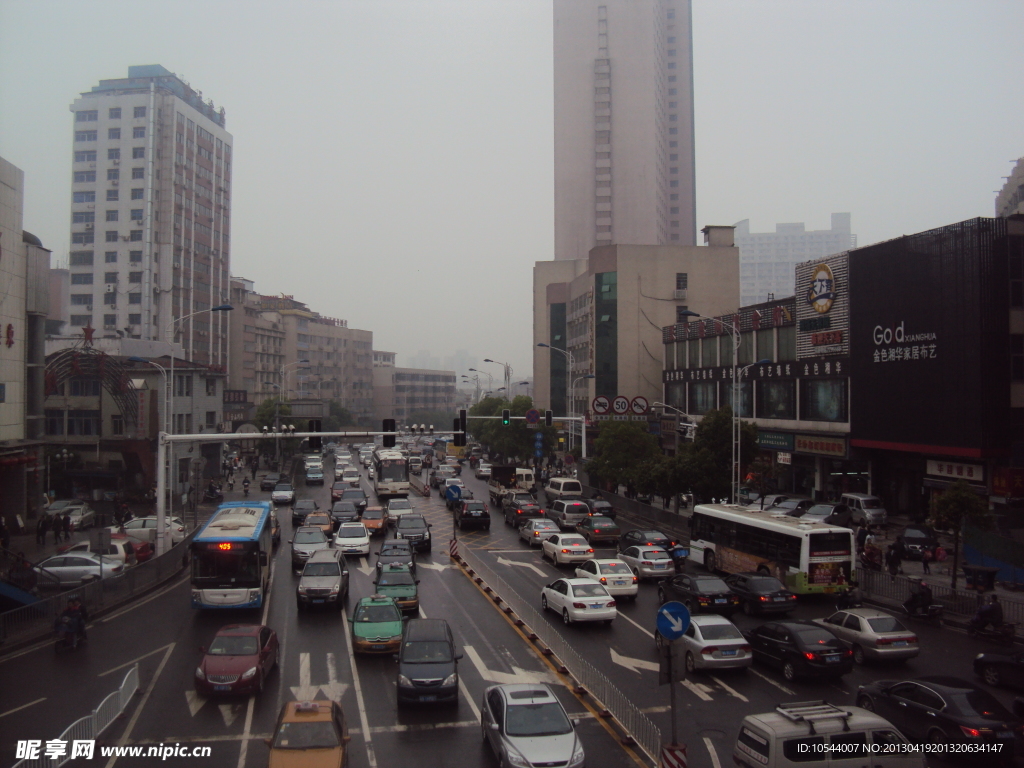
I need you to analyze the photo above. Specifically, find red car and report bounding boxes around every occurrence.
[194,624,279,696]
[331,481,348,503]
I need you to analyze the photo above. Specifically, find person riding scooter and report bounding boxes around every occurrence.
[837,580,863,610]
[242,477,250,497]
[971,594,1004,632]
[903,580,934,617]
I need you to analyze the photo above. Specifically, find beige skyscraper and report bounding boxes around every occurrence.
[553,0,696,260]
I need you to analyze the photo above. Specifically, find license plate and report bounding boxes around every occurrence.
[720,649,737,657]
[825,655,840,663]
[614,580,627,586]
[312,599,325,604]
[214,685,231,691]
[590,603,605,609]
[715,598,727,604]
[998,731,1013,739]
[371,644,385,650]
[345,548,360,553]
[893,640,908,647]
[773,597,786,602]
[653,564,667,569]
[420,695,437,702]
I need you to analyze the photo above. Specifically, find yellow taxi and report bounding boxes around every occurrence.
[266,700,350,767]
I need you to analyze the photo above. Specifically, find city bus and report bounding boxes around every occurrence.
[688,503,855,595]
[372,448,410,498]
[432,438,465,463]
[191,501,273,609]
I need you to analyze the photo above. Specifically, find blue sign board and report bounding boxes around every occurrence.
[445,485,462,502]
[535,432,545,445]
[534,449,543,458]
[656,601,691,641]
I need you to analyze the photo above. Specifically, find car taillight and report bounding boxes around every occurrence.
[759,595,769,601]
[843,649,854,657]
[516,509,522,514]
[533,531,540,536]
[632,576,638,583]
[599,577,607,584]
[788,594,797,600]
[112,565,123,573]
[607,601,616,608]
[740,644,751,652]
[587,548,594,553]
[960,726,986,738]
[702,646,718,655]
[804,652,817,661]
[573,602,587,609]
[642,561,653,566]
[561,549,570,553]
[698,597,710,604]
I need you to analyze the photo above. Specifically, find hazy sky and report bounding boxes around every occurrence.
[2,1,1022,377]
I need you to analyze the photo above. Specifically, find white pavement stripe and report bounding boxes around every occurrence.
[0,697,46,718]
[234,695,256,768]
[709,675,749,702]
[495,556,547,577]
[703,736,723,768]
[609,648,659,674]
[185,691,205,717]
[679,678,714,702]
[98,643,174,678]
[98,572,190,624]
[615,610,655,639]
[749,668,795,695]
[342,602,378,768]
[103,643,176,768]
[420,606,481,721]
[290,652,320,700]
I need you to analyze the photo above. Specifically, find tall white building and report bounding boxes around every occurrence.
[553,0,696,261]
[996,157,1024,218]
[67,65,232,368]
[735,213,856,306]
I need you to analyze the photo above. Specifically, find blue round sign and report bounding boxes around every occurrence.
[656,601,691,641]
[445,485,462,502]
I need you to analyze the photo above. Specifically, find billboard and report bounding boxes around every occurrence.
[848,218,1010,456]
[796,254,850,359]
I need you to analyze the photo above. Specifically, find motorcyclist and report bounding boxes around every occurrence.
[837,580,863,609]
[207,480,220,498]
[57,597,89,646]
[903,580,933,616]
[972,595,1003,631]
[242,477,250,497]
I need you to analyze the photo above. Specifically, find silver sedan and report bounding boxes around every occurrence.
[814,608,920,664]
[519,519,560,547]
[656,614,753,673]
[618,545,673,580]
[35,552,123,587]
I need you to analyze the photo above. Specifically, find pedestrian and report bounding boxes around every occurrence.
[885,543,901,581]
[52,514,63,545]
[893,535,907,564]
[62,512,72,542]
[934,544,947,563]
[36,514,48,546]
[921,547,932,575]
[856,521,868,553]
[0,516,10,551]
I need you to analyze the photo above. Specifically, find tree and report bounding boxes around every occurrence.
[585,421,661,490]
[930,480,994,590]
[254,398,290,431]
[323,401,355,432]
[689,407,758,503]
[469,395,557,465]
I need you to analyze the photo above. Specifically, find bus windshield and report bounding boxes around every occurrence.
[192,548,261,588]
[378,459,407,482]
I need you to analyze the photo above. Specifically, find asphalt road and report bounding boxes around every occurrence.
[3,452,1023,768]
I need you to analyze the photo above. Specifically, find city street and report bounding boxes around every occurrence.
[3,452,1022,768]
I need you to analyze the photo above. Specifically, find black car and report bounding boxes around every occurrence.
[395,514,432,553]
[658,574,741,615]
[454,500,491,531]
[857,676,1021,762]
[584,498,617,520]
[902,525,940,560]
[723,572,797,615]
[260,473,282,492]
[618,529,676,553]
[502,501,544,527]
[975,650,1024,689]
[501,491,536,515]
[743,620,853,681]
[291,499,319,526]
[397,618,462,706]
[340,488,368,515]
[376,539,416,574]
[330,501,360,527]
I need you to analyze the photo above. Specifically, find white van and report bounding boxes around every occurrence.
[516,468,535,490]
[733,701,924,768]
[840,494,887,527]
[546,477,583,500]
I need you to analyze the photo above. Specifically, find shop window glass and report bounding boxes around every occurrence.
[757,330,774,363]
[667,382,686,410]
[737,331,754,365]
[688,338,700,368]
[689,381,717,415]
[675,341,686,369]
[701,338,717,367]
[758,380,795,420]
[802,379,848,422]
[778,326,796,361]
[723,381,753,417]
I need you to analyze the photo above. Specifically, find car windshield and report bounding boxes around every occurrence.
[49,501,74,511]
[337,526,367,538]
[465,502,485,510]
[505,702,573,737]
[397,518,425,529]
[377,572,415,587]
[694,578,730,593]
[381,542,411,554]
[294,530,327,544]
[699,623,743,640]
[866,617,907,633]
[333,482,346,490]
[642,550,669,560]
[274,484,293,492]
[862,499,883,508]
[795,629,840,646]
[747,577,785,592]
[403,641,452,663]
[295,501,316,510]
[306,515,330,525]
[389,500,412,510]
[332,503,356,513]
[571,583,609,598]
[591,520,616,528]
[272,721,339,749]
[560,537,587,546]
[903,528,931,540]
[208,635,259,655]
[355,604,401,623]
[642,532,667,542]
[342,491,365,500]
[600,563,631,574]
[303,563,340,577]
[362,509,383,520]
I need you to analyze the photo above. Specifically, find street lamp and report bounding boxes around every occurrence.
[570,374,595,453]
[468,368,493,392]
[483,359,513,398]
[537,343,577,428]
[128,356,169,434]
[462,374,482,403]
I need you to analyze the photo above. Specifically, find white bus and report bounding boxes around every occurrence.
[373,449,410,498]
[191,502,272,609]
[688,503,855,595]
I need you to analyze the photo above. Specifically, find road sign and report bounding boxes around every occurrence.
[592,396,610,414]
[445,485,462,503]
[657,601,690,641]
[564,454,575,466]
[534,449,543,458]
[535,432,544,444]
[631,396,649,415]
[611,395,630,415]
[525,408,540,424]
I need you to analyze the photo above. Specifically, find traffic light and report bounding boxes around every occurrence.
[308,419,322,452]
[453,418,466,447]
[383,419,396,448]
[544,409,553,427]
[458,409,467,434]
[501,409,511,426]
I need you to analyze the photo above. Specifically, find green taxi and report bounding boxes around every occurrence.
[373,563,420,613]
[349,595,405,654]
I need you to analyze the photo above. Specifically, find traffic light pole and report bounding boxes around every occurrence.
[466,414,588,459]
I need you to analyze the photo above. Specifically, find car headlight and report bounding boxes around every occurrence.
[241,667,257,680]
[442,672,457,686]
[195,667,205,680]
[298,586,307,594]
[398,674,414,687]
[330,585,340,594]
[506,749,530,768]
[570,740,585,766]
[248,590,260,602]
[423,531,431,539]
[191,591,202,602]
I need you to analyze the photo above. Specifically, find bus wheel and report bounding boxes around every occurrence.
[705,552,717,574]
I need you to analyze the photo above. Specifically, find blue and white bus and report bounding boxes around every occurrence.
[191,501,273,609]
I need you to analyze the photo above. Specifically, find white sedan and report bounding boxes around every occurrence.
[541,577,617,625]
[334,522,371,556]
[110,516,187,544]
[618,545,673,580]
[575,559,638,599]
[541,534,594,566]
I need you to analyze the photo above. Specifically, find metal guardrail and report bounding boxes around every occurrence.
[459,545,662,764]
[0,535,193,648]
[11,664,139,767]
[578,484,690,540]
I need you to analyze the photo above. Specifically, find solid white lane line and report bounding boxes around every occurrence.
[616,609,655,639]
[98,572,190,623]
[98,643,174,677]
[342,607,378,768]
[236,557,276,768]
[679,678,713,702]
[103,642,176,768]
[709,675,749,702]
[0,697,46,718]
[703,736,723,768]
[749,668,795,695]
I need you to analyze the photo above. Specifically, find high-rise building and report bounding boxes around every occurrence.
[67,65,232,368]
[996,157,1024,218]
[553,0,695,260]
[735,214,856,307]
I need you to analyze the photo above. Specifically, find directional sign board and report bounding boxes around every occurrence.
[631,396,649,415]
[535,432,544,445]
[611,395,630,415]
[592,396,610,415]
[656,601,691,641]
[445,485,462,503]
[525,408,540,424]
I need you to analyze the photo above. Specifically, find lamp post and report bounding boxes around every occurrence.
[514,381,530,398]
[461,374,481,403]
[570,374,595,455]
[483,359,513,400]
[468,368,493,393]
[537,342,577,445]
[128,356,169,434]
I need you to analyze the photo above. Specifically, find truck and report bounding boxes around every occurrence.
[487,466,537,505]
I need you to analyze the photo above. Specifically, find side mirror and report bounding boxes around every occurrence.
[415,579,420,584]
[402,615,409,621]
[571,718,580,727]
[342,571,349,577]
[263,738,272,747]
[454,652,464,661]
[287,540,292,544]
[489,723,500,731]
[392,653,400,661]
[342,735,351,745]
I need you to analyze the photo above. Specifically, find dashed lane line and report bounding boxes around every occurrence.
[342,596,378,768]
[0,697,46,718]
[704,736,723,768]
[749,668,795,695]
[709,675,749,703]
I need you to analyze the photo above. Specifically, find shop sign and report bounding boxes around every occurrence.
[223,389,248,404]
[796,255,850,359]
[992,467,1024,497]
[757,432,794,451]
[776,451,792,465]
[926,460,983,482]
[794,434,847,458]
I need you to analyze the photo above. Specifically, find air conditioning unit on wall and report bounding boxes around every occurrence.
[673,289,687,300]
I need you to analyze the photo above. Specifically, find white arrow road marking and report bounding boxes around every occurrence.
[218,703,241,727]
[659,606,684,634]
[496,556,547,577]
[320,652,349,702]
[463,645,555,685]
[709,675,749,702]
[355,560,376,577]
[185,691,206,717]
[609,648,659,674]
[417,561,451,572]
[680,678,714,702]
[749,668,795,695]
[290,652,320,701]
[703,736,723,768]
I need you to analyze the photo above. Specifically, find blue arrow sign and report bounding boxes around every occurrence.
[656,601,690,641]
[534,432,545,444]
[534,449,543,458]
[445,485,462,502]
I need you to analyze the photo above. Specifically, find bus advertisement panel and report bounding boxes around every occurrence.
[191,501,272,609]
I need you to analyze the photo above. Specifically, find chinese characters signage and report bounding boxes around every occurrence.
[223,389,248,404]
[992,467,1024,497]
[757,432,794,451]
[926,460,983,482]
[795,254,849,359]
[794,434,847,458]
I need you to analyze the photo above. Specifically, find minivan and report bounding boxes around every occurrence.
[840,493,887,527]
[733,701,924,768]
[546,478,583,500]
[396,618,463,706]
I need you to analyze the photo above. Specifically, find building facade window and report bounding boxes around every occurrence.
[129,251,142,263]
[801,378,848,422]
[75,131,97,142]
[105,251,117,263]
[132,147,145,159]
[129,293,142,304]
[105,231,118,242]
[689,381,717,415]
[131,188,144,199]
[67,410,101,436]
[109,107,121,119]
[73,192,96,203]
[74,151,97,162]
[69,251,94,266]
[134,106,146,118]
[72,211,95,223]
[129,230,142,241]
[133,127,146,139]
[76,110,98,122]
[107,189,119,201]
[111,415,125,436]
[106,210,118,222]
[132,168,144,179]
[108,128,121,140]
[71,232,94,244]
[757,380,796,420]
[73,171,96,183]
[70,273,93,285]
[128,313,142,325]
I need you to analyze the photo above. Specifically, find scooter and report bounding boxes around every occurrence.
[203,485,224,503]
[859,548,882,572]
[902,600,944,623]
[54,616,86,652]
[968,619,1017,645]
[242,481,250,498]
